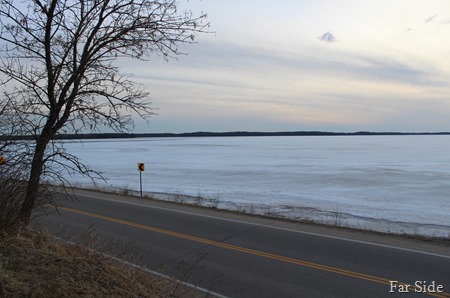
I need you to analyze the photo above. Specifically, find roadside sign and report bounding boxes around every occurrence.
[137,162,145,197]
[0,155,6,165]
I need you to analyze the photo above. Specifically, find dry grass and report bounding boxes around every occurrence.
[0,229,179,297]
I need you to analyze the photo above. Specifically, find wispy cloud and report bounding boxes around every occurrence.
[318,31,337,43]
[439,18,450,25]
[424,14,450,25]
[133,40,443,91]
[425,14,437,23]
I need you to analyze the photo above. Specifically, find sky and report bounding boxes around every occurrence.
[125,0,450,133]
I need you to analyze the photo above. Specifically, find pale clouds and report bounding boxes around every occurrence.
[318,32,337,42]
[425,14,438,23]
[127,0,450,133]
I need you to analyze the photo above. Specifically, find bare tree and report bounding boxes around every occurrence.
[0,0,208,225]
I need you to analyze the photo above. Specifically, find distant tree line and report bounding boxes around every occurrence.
[2,131,449,141]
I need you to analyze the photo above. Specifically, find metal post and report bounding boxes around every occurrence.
[140,170,143,197]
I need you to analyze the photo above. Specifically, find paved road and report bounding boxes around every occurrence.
[39,190,450,297]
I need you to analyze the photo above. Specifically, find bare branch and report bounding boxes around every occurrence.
[0,0,209,225]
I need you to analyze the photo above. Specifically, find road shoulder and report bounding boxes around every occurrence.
[60,188,450,259]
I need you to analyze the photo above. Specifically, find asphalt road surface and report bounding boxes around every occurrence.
[38,190,450,298]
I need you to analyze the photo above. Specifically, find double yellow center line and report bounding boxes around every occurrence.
[55,205,449,297]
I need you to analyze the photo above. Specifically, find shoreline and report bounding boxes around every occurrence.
[7,131,450,141]
[56,135,450,241]
[60,185,450,242]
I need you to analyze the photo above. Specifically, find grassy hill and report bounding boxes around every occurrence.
[0,228,192,297]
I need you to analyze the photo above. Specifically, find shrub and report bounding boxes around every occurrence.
[0,165,28,233]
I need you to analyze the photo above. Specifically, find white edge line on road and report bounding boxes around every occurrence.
[107,256,230,298]
[69,192,450,260]
[52,235,230,298]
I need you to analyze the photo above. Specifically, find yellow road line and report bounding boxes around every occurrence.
[55,205,449,298]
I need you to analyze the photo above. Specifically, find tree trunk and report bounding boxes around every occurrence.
[0,255,5,298]
[18,138,48,225]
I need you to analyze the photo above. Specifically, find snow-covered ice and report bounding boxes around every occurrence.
[58,135,450,238]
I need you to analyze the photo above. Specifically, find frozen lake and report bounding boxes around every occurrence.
[60,135,450,238]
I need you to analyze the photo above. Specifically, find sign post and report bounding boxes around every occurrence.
[138,163,145,197]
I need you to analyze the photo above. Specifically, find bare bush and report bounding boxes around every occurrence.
[0,162,28,232]
[0,162,60,234]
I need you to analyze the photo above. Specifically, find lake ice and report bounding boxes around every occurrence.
[59,135,450,238]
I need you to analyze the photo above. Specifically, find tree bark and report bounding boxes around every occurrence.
[19,137,49,225]
[0,255,5,298]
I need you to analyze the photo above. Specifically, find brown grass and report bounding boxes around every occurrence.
[0,229,180,297]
